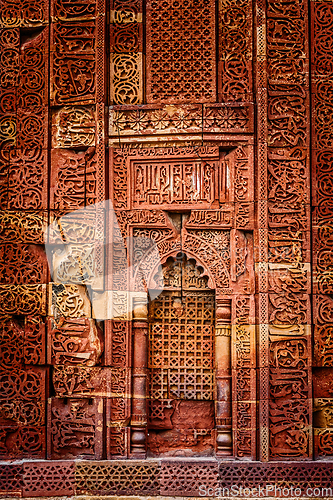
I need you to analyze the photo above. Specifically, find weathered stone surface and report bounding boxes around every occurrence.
[0,0,333,492]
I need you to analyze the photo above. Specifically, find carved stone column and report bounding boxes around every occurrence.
[130,294,148,458]
[215,297,232,456]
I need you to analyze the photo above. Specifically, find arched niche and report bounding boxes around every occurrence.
[143,252,232,458]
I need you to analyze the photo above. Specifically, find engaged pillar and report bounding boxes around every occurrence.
[215,297,232,456]
[130,294,148,458]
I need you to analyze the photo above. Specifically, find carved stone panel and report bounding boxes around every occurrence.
[47,397,103,459]
[0,0,329,481]
[146,0,216,104]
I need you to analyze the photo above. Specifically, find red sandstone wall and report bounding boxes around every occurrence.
[0,0,332,495]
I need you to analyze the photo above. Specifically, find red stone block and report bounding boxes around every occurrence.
[0,284,47,316]
[107,426,130,459]
[104,319,130,367]
[0,2,48,29]
[268,266,311,295]
[314,428,333,459]
[53,366,111,397]
[232,294,256,325]
[23,461,75,497]
[0,87,17,113]
[235,202,255,230]
[51,0,96,21]
[18,28,48,108]
[0,463,22,495]
[314,324,333,367]
[0,210,47,243]
[50,38,96,106]
[51,105,96,149]
[0,426,46,459]
[146,0,216,104]
[311,148,333,208]
[269,398,311,460]
[312,225,333,295]
[75,460,160,495]
[218,0,253,102]
[17,108,48,150]
[47,317,103,366]
[313,368,333,398]
[0,243,48,284]
[313,294,333,325]
[47,397,103,459]
[50,148,98,210]
[230,230,255,294]
[8,149,48,210]
[110,22,143,53]
[268,292,310,325]
[0,317,45,369]
[48,208,106,244]
[24,315,46,365]
[268,230,311,267]
[232,400,257,460]
[268,202,311,232]
[160,461,219,496]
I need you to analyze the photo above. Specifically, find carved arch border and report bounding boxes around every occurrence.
[127,222,256,458]
[134,234,231,293]
[142,241,233,457]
